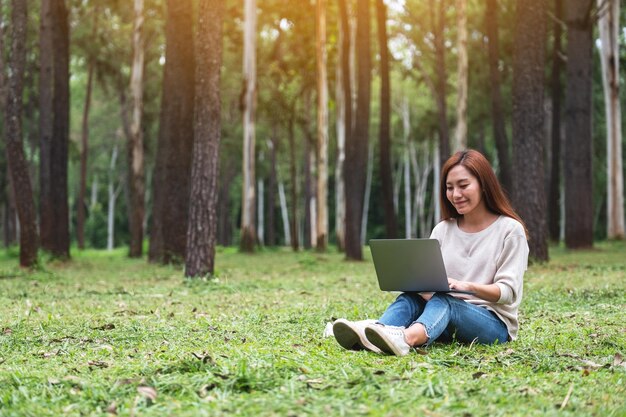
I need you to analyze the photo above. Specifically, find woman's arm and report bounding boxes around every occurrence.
[448,278,501,302]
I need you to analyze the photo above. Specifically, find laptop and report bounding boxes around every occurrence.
[369,239,475,294]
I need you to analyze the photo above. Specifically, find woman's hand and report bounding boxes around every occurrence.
[448,278,502,302]
[447,278,474,293]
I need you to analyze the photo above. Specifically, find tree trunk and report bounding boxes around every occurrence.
[267,137,277,246]
[257,177,264,245]
[315,0,329,251]
[375,0,397,239]
[597,0,624,240]
[45,0,71,258]
[78,58,95,250]
[288,118,299,251]
[127,0,145,257]
[335,0,350,251]
[149,0,195,263]
[402,99,411,238]
[512,0,548,261]
[564,0,594,249]
[484,0,513,194]
[548,0,564,242]
[107,144,120,251]
[39,0,53,253]
[3,0,38,267]
[304,136,312,250]
[433,0,450,168]
[0,0,5,107]
[344,0,371,260]
[278,177,291,246]
[240,0,257,252]
[361,140,373,246]
[185,0,223,278]
[454,0,468,151]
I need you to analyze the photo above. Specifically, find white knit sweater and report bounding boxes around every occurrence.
[430,216,529,340]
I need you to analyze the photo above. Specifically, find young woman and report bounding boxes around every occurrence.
[333,149,529,356]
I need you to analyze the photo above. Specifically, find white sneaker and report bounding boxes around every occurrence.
[332,319,382,353]
[364,324,411,356]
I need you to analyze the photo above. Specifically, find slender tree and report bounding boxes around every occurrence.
[3,0,38,267]
[77,9,99,250]
[185,0,224,278]
[548,0,564,242]
[335,0,351,251]
[241,0,257,252]
[433,0,450,169]
[315,0,329,250]
[127,0,146,257]
[512,0,548,261]
[344,0,371,260]
[564,0,594,249]
[149,0,195,263]
[266,138,277,246]
[597,0,624,240]
[454,0,468,151]
[376,0,397,239]
[288,117,299,251]
[39,0,53,251]
[484,0,512,194]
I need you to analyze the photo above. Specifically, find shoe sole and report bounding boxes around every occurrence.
[332,320,382,353]
[332,320,363,351]
[365,326,409,356]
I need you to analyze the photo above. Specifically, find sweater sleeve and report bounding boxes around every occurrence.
[494,233,529,305]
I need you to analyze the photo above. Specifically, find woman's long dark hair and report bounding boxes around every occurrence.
[440,149,528,237]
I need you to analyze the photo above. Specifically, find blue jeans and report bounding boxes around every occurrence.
[379,293,509,346]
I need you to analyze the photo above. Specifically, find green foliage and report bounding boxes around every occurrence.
[0,243,624,416]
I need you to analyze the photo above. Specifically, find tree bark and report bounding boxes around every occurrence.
[597,0,624,240]
[548,0,564,242]
[107,144,120,251]
[149,0,195,263]
[484,0,513,194]
[185,0,223,278]
[240,0,257,252]
[344,0,371,260]
[454,0,468,151]
[512,0,548,261]
[335,0,350,251]
[78,46,96,250]
[316,0,329,251]
[3,0,38,267]
[361,140,374,246]
[278,178,291,246]
[44,0,71,258]
[564,0,594,249]
[304,134,312,250]
[39,0,53,253]
[266,137,277,246]
[402,99,411,238]
[127,0,146,257]
[433,0,450,168]
[288,118,299,251]
[375,0,397,239]
[0,0,5,107]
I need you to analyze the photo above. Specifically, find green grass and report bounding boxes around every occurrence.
[0,242,625,417]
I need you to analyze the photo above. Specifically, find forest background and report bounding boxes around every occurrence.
[0,0,625,275]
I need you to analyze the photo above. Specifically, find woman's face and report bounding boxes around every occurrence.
[445,165,484,216]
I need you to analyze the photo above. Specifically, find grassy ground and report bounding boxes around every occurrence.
[0,241,624,417]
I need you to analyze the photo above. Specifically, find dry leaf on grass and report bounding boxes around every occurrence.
[137,386,157,401]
